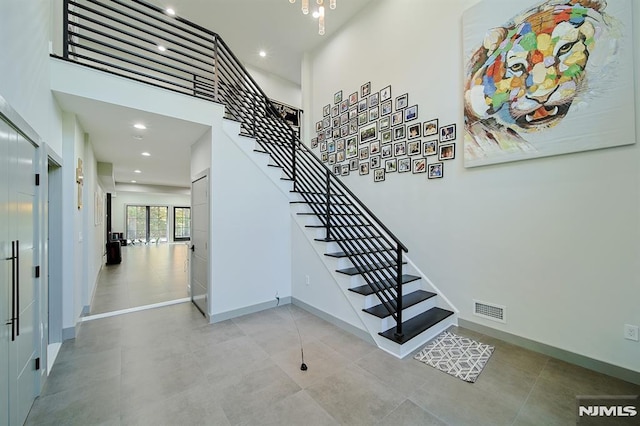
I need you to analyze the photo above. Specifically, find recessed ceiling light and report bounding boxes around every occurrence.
[133,135,143,140]
[134,169,142,174]
[131,180,137,183]
[259,50,266,58]
[312,11,320,18]
[166,7,176,16]
[141,152,151,157]
[157,45,167,52]
[134,123,146,130]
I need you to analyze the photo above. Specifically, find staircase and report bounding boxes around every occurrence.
[61,0,457,357]
[225,119,457,357]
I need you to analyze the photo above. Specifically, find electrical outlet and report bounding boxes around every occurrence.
[623,324,639,342]
[305,275,310,285]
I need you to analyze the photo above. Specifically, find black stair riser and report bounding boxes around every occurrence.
[362,290,437,318]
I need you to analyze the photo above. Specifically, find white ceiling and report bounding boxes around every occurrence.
[59,0,374,189]
[146,0,375,85]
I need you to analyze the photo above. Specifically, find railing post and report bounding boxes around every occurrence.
[291,129,297,191]
[213,35,220,103]
[394,244,404,339]
[63,0,70,58]
[325,170,331,241]
[251,94,257,136]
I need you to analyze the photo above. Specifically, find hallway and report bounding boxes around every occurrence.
[89,243,190,315]
[24,244,640,425]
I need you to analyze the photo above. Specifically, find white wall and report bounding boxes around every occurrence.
[247,65,302,109]
[82,135,106,309]
[301,0,640,373]
[0,0,62,156]
[208,122,292,319]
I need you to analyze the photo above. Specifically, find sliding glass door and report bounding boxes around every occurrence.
[173,207,191,241]
[126,205,168,243]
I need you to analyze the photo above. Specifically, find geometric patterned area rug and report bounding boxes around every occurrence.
[414,331,495,383]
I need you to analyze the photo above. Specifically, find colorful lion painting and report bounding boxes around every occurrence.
[463,0,633,166]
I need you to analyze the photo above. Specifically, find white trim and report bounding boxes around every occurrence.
[79,297,190,322]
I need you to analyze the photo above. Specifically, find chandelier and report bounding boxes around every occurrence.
[289,0,336,35]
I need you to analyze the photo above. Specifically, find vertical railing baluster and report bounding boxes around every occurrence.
[252,93,257,137]
[325,170,331,241]
[291,129,297,191]
[213,35,220,103]
[63,0,70,58]
[395,244,404,339]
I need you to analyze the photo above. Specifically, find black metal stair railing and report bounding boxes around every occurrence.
[61,0,411,339]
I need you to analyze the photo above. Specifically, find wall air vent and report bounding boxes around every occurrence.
[473,300,506,323]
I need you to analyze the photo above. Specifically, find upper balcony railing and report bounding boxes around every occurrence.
[62,0,411,339]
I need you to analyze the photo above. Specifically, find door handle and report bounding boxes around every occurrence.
[10,240,16,341]
[190,244,195,252]
[15,240,19,337]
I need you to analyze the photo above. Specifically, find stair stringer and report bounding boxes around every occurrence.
[220,121,458,358]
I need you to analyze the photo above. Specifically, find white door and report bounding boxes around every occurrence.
[1,118,11,426]
[190,173,209,316]
[1,119,38,426]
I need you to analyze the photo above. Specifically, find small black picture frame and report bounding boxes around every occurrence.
[361,81,371,97]
[334,90,343,104]
[440,123,456,142]
[428,162,444,179]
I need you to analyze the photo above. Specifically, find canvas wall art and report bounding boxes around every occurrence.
[463,0,635,167]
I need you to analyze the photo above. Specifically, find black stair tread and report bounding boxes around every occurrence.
[349,274,421,295]
[290,190,347,196]
[336,261,407,276]
[325,248,393,258]
[280,177,293,181]
[253,149,268,154]
[267,164,282,169]
[297,212,362,217]
[315,235,385,243]
[305,224,372,229]
[363,290,437,318]
[379,307,454,345]
[291,201,352,207]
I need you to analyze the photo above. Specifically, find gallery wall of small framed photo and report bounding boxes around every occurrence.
[311,81,457,184]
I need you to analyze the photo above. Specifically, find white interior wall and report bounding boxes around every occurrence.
[208,122,292,319]
[301,0,640,372]
[0,0,62,156]
[81,135,106,310]
[246,65,302,108]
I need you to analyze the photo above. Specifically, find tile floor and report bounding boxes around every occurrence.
[90,243,190,315]
[26,244,639,425]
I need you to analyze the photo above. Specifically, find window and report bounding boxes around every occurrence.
[126,205,168,243]
[174,207,191,241]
